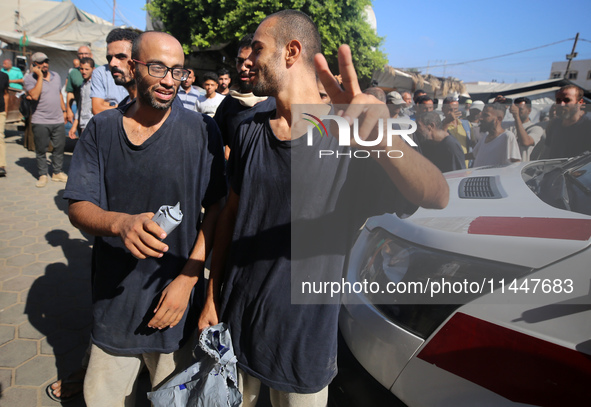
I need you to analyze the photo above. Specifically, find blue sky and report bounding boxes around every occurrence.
[69,0,591,84]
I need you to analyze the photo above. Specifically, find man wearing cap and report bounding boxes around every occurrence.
[462,99,472,119]
[386,91,409,119]
[508,97,544,162]
[401,91,413,116]
[24,52,68,187]
[466,100,485,143]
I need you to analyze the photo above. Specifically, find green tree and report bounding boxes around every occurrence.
[147,0,386,80]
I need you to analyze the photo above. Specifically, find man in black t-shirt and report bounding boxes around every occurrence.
[544,84,591,159]
[416,111,466,173]
[214,33,275,160]
[0,70,8,176]
[198,9,448,406]
[65,32,225,405]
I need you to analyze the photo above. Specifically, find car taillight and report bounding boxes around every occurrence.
[419,312,591,406]
[357,228,532,339]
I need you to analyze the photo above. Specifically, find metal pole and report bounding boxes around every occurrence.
[564,32,579,79]
[113,0,116,25]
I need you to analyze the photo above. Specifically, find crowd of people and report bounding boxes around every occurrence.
[1,8,590,407]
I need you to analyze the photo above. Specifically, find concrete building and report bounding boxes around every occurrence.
[549,59,591,90]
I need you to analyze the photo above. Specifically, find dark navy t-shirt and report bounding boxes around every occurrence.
[416,134,466,173]
[220,110,414,393]
[64,101,226,354]
[545,115,591,159]
[213,95,276,146]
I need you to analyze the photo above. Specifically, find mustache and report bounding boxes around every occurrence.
[111,67,124,75]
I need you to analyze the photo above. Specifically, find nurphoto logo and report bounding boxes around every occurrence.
[304,113,417,159]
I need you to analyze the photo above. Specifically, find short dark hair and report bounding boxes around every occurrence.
[485,103,506,120]
[79,57,95,68]
[202,71,219,83]
[238,34,254,51]
[513,96,531,107]
[443,96,458,104]
[217,67,230,77]
[262,10,321,69]
[416,95,433,105]
[417,111,442,129]
[414,89,426,98]
[107,28,140,45]
[558,84,584,102]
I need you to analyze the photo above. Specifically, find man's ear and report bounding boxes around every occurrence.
[128,59,136,80]
[285,39,303,67]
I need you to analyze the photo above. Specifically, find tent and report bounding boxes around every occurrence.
[0,0,114,82]
[372,65,467,99]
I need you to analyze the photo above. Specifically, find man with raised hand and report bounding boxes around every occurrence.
[508,97,544,162]
[23,52,68,187]
[198,9,447,406]
[65,31,226,406]
[473,104,521,167]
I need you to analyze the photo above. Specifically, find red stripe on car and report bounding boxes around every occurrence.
[468,217,591,241]
[418,312,591,406]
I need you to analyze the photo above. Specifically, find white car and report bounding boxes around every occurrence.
[340,154,591,406]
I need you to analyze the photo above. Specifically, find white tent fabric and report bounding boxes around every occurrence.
[0,0,114,81]
[372,65,467,98]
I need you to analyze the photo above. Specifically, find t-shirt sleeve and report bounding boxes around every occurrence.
[90,68,107,99]
[528,125,545,146]
[201,115,228,207]
[23,74,36,92]
[226,119,251,195]
[63,118,102,205]
[506,132,521,162]
[0,73,8,93]
[443,135,467,171]
[341,154,417,227]
[472,135,482,159]
[66,71,74,93]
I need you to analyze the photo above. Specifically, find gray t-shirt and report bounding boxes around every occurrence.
[24,71,63,125]
[89,64,128,106]
[78,78,93,129]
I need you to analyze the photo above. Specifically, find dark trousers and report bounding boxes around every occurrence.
[32,123,66,176]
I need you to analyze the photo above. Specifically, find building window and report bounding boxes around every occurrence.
[551,72,562,79]
[567,71,578,80]
[587,71,591,80]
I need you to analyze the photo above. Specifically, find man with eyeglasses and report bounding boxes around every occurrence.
[213,33,275,159]
[64,31,226,406]
[91,28,138,115]
[23,52,68,187]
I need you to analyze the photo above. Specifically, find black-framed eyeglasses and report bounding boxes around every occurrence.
[133,59,189,81]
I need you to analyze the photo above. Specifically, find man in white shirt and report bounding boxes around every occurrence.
[508,97,544,161]
[195,72,225,117]
[473,104,521,167]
